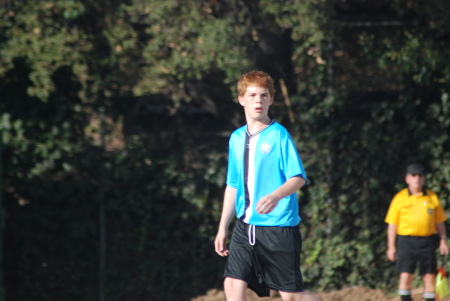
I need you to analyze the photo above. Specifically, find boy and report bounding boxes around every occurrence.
[214,71,319,301]
[385,163,449,301]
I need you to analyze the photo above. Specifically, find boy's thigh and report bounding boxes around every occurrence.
[255,225,304,292]
[224,221,271,297]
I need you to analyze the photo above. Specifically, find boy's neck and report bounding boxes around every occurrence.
[246,118,272,135]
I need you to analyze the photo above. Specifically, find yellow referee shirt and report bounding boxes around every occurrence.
[385,188,447,236]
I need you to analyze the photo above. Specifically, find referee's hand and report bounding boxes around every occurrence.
[440,239,449,256]
[386,247,396,262]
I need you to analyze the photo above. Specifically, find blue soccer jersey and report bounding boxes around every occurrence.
[226,121,307,227]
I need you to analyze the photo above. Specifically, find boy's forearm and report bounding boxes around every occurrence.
[218,185,237,231]
[269,176,306,201]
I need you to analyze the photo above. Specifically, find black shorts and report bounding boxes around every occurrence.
[396,234,439,275]
[224,220,304,297]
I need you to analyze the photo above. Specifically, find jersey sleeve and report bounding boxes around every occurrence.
[385,195,400,225]
[280,130,308,184]
[226,133,238,189]
[434,197,447,224]
[435,205,447,223]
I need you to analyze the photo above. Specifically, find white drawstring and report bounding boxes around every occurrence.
[248,224,256,246]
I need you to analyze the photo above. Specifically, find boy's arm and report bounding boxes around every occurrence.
[256,176,306,214]
[386,223,398,262]
[214,185,237,257]
[437,222,449,255]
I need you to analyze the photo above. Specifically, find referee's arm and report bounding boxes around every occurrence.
[437,222,449,255]
[386,223,398,262]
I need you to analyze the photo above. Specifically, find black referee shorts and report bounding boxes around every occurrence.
[224,220,304,297]
[396,234,439,275]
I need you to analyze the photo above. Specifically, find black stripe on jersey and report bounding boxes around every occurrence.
[240,120,275,222]
[240,133,251,221]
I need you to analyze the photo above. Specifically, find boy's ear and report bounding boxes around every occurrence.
[238,96,245,106]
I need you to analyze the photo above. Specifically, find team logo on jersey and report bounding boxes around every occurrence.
[260,142,271,154]
[428,208,434,215]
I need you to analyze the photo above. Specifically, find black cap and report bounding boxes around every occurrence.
[406,163,425,176]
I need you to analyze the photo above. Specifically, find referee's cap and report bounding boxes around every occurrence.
[406,163,425,176]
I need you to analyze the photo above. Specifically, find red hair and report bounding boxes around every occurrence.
[237,71,275,97]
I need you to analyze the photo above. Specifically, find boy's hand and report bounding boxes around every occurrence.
[215,229,229,257]
[256,195,279,214]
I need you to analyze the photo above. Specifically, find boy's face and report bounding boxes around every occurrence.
[405,173,425,192]
[238,85,273,122]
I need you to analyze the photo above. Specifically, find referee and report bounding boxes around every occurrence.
[385,163,449,301]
